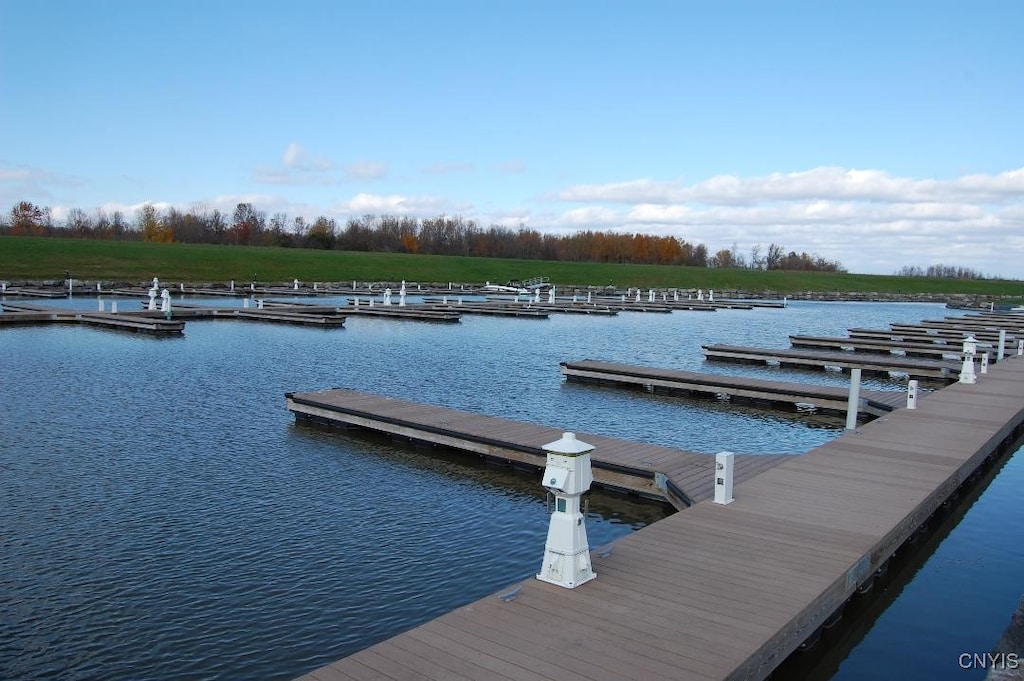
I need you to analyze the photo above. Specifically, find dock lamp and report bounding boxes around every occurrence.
[537,432,597,589]
[960,335,978,385]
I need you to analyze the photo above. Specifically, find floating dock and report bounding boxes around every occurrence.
[702,344,960,381]
[559,359,907,419]
[0,303,184,335]
[294,355,1024,681]
[286,388,791,509]
[788,334,986,362]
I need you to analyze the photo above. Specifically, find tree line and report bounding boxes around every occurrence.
[2,200,846,272]
[894,264,990,280]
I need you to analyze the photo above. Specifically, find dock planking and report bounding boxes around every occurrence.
[1,303,184,335]
[559,359,909,420]
[788,334,996,362]
[295,355,1024,681]
[285,388,792,509]
[701,344,960,381]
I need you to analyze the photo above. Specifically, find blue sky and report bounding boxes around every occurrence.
[2,1,1022,277]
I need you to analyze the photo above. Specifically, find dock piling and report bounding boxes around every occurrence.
[846,367,863,429]
[111,301,118,313]
[981,352,989,374]
[907,379,919,409]
[714,451,735,505]
[98,299,105,312]
[998,330,1007,361]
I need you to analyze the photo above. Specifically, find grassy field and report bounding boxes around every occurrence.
[2,236,1023,296]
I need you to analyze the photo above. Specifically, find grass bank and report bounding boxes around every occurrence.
[2,236,1022,296]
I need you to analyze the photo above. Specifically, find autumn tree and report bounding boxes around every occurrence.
[9,201,50,235]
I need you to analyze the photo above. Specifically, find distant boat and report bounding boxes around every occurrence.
[483,281,529,294]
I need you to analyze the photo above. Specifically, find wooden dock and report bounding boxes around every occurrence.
[559,359,907,419]
[286,389,791,509]
[701,344,960,381]
[790,333,971,357]
[294,356,1024,681]
[0,303,184,335]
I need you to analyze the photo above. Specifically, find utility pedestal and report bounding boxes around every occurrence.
[960,335,978,385]
[537,432,597,589]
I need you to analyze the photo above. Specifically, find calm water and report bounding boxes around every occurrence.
[1,298,1020,679]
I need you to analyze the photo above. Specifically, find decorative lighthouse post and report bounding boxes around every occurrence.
[959,335,978,385]
[537,432,597,589]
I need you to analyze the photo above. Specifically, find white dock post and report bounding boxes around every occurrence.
[147,288,157,310]
[697,289,704,301]
[98,299,105,312]
[960,336,978,384]
[110,300,118,313]
[230,279,235,292]
[243,298,249,308]
[352,280,356,290]
[1,282,6,295]
[572,294,577,303]
[846,367,863,430]
[907,379,919,409]
[256,298,264,310]
[648,289,655,302]
[294,278,299,290]
[1018,339,1023,356]
[536,433,597,589]
[998,330,1006,361]
[714,451,735,505]
[313,282,318,291]
[709,289,714,302]
[97,282,102,292]
[783,295,788,307]
[548,287,555,304]
[673,290,679,302]
[383,287,392,305]
[160,288,171,313]
[981,352,989,374]
[534,289,541,303]
[180,282,184,292]
[620,294,626,302]
[587,291,592,303]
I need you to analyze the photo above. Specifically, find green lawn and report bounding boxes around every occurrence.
[2,236,1022,296]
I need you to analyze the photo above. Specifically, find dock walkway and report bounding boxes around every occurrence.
[286,389,790,509]
[702,344,960,380]
[295,356,1024,681]
[559,359,907,418]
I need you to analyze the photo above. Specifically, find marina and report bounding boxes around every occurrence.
[296,352,1024,681]
[3,297,1023,681]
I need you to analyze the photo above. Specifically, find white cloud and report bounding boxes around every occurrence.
[282,143,334,172]
[338,192,451,215]
[559,167,1024,206]
[343,161,388,181]
[254,143,344,185]
[547,166,1024,277]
